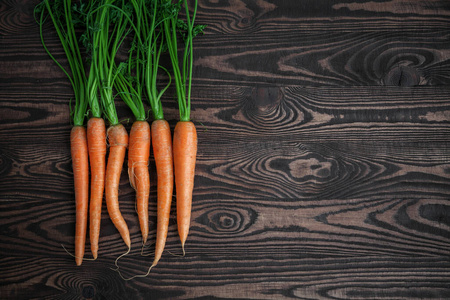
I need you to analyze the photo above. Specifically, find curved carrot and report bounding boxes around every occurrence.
[105,123,131,249]
[128,120,151,244]
[173,121,197,254]
[70,126,89,266]
[87,117,106,259]
[151,119,173,267]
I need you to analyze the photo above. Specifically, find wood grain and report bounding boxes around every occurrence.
[1,0,449,299]
[1,256,450,299]
[193,0,450,86]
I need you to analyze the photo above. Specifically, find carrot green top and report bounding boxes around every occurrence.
[140,0,171,121]
[113,0,151,122]
[85,0,135,126]
[71,1,103,120]
[36,0,89,127]
[36,0,205,125]
[163,0,205,122]
[116,0,171,122]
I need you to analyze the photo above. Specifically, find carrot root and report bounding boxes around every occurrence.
[115,264,154,281]
[87,117,107,259]
[70,126,89,266]
[113,246,153,281]
[151,119,174,267]
[61,244,96,262]
[173,121,197,254]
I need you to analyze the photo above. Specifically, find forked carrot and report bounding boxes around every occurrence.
[151,119,173,267]
[128,121,151,244]
[70,126,90,266]
[87,117,106,259]
[105,124,131,248]
[114,69,150,245]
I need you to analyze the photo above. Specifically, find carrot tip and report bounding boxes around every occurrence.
[166,249,184,258]
[61,244,96,265]
[140,241,155,257]
[115,265,154,281]
[113,246,131,273]
[113,247,155,281]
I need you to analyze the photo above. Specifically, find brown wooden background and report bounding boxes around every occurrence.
[1,0,450,299]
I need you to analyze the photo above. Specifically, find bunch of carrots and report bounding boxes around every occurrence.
[36,0,204,277]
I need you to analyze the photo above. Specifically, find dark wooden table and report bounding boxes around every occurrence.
[1,0,450,299]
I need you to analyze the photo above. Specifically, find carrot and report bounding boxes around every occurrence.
[86,1,134,251]
[87,117,106,259]
[114,63,151,246]
[128,121,151,244]
[86,50,105,259]
[70,126,89,266]
[173,121,197,253]
[83,3,106,257]
[163,0,204,254]
[105,124,131,248]
[151,119,173,267]
[37,0,90,265]
[138,0,173,266]
[138,0,175,267]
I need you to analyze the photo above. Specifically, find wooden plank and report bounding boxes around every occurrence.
[1,256,450,299]
[192,0,450,86]
[2,2,450,88]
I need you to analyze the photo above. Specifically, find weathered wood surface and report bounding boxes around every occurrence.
[1,0,450,299]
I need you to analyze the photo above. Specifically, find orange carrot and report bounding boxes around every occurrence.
[70,126,89,266]
[128,120,151,244]
[105,123,131,249]
[151,119,173,267]
[87,117,106,259]
[163,0,203,255]
[173,121,197,254]
[38,0,91,265]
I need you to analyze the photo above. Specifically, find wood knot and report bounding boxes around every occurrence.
[383,66,420,87]
[420,204,450,226]
[250,87,281,112]
[82,285,95,299]
[195,206,257,235]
